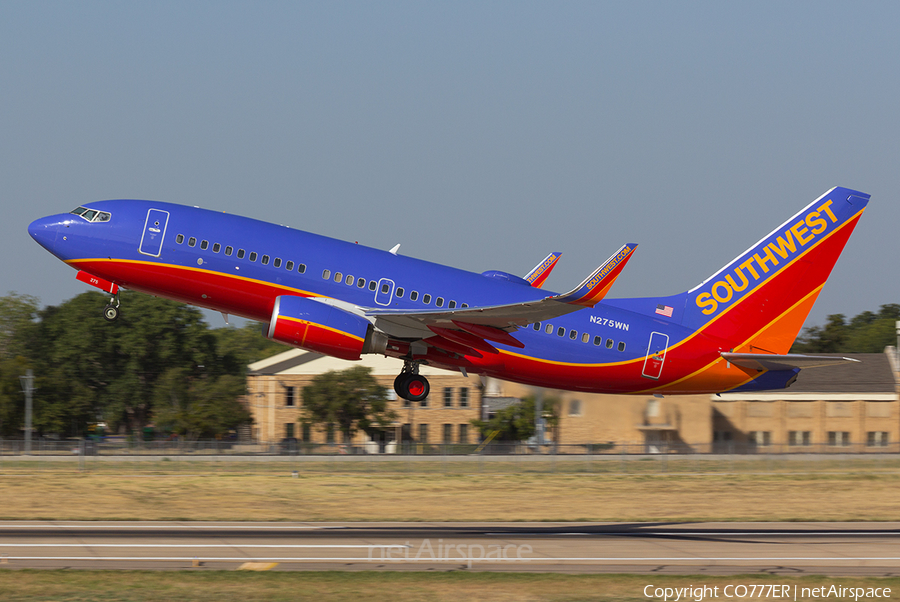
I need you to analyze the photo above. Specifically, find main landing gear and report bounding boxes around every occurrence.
[103,294,120,322]
[394,360,430,402]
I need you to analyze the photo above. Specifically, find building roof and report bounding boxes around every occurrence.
[789,352,897,393]
[248,348,460,377]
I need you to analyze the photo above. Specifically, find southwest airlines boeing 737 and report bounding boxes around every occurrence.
[28,187,868,401]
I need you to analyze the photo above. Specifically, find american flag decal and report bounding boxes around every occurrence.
[655,304,673,317]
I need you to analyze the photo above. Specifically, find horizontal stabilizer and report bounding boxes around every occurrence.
[524,252,562,288]
[721,352,860,371]
[552,243,637,307]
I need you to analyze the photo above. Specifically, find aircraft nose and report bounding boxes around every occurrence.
[28,215,61,251]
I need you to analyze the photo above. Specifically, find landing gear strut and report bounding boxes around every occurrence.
[394,360,430,402]
[103,294,120,322]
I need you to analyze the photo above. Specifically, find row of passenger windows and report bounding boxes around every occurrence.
[320,269,469,309]
[531,321,627,351]
[175,234,307,274]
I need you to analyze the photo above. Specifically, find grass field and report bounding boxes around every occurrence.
[0,571,897,602]
[1,458,899,521]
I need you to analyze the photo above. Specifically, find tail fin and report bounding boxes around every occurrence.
[683,187,869,354]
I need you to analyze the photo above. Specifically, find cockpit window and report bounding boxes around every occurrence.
[69,207,111,223]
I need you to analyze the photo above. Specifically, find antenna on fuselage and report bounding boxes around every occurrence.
[389,244,401,255]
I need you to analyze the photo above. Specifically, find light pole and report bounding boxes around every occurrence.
[19,369,34,455]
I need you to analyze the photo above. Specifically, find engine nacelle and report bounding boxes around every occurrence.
[267,296,373,361]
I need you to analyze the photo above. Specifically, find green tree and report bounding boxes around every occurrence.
[0,356,31,436]
[301,366,396,442]
[0,292,39,360]
[792,304,900,353]
[212,322,287,366]
[151,368,250,440]
[21,291,251,437]
[471,395,560,442]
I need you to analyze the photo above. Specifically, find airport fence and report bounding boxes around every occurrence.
[2,437,900,475]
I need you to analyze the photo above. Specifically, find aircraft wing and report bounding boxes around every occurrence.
[721,352,860,371]
[523,252,562,288]
[366,243,638,347]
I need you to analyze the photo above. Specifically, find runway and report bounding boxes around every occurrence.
[2,521,900,575]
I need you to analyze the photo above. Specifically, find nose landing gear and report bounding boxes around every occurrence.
[394,360,430,402]
[103,294,120,322]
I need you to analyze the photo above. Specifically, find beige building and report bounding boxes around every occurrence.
[711,351,899,453]
[244,348,898,453]
[246,349,482,451]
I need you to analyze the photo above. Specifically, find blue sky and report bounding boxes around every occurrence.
[3,2,898,328]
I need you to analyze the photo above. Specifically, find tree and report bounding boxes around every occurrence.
[471,395,560,442]
[792,304,900,353]
[212,322,287,366]
[301,367,396,442]
[20,291,252,438]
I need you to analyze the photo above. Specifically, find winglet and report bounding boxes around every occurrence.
[524,252,562,288]
[552,243,637,307]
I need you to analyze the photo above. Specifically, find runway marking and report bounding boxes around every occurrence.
[3,557,900,562]
[237,562,279,571]
[0,544,411,548]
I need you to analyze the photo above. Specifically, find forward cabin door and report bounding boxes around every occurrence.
[139,209,170,257]
[641,331,669,380]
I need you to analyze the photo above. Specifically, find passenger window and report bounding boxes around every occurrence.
[606,338,614,349]
[618,341,626,352]
[461,303,469,308]
[200,240,209,250]
[410,291,419,301]
[188,237,197,247]
[381,283,390,294]
[545,324,553,334]
[212,243,221,253]
[346,275,354,285]
[298,264,306,274]
[569,330,577,340]
[285,261,293,271]
[273,258,282,268]
[249,252,258,262]
[557,327,565,337]
[436,297,444,308]
[581,333,590,343]
[176,234,184,244]
[448,300,456,309]
[533,322,541,331]
[261,255,270,265]
[334,272,342,282]
[396,287,404,298]
[357,278,366,288]
[237,249,245,259]
[369,281,377,291]
[225,246,233,256]
[423,294,432,305]
[323,269,331,279]
[593,335,602,346]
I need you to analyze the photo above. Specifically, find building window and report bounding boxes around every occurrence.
[789,430,811,446]
[459,388,469,408]
[443,423,453,443]
[419,394,428,408]
[301,423,311,442]
[568,399,582,416]
[459,423,468,444]
[749,431,771,447]
[713,431,733,442]
[867,431,889,447]
[285,386,295,407]
[828,431,851,446]
[443,387,453,408]
[418,423,428,443]
[285,423,295,439]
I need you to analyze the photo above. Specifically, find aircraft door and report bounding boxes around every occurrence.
[641,331,669,380]
[139,209,170,257]
[374,278,395,306]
